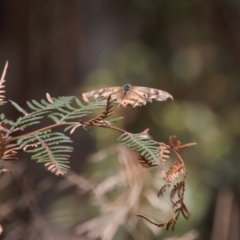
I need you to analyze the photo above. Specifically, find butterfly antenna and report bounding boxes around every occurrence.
[120,75,128,83]
[134,75,145,81]
[120,75,145,84]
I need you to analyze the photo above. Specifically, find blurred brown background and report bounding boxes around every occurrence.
[0,1,240,239]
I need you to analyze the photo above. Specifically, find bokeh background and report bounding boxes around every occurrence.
[0,1,240,239]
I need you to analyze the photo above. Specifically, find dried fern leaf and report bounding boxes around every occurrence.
[138,155,159,168]
[159,143,170,163]
[0,61,8,105]
[157,184,169,197]
[170,135,196,154]
[170,181,185,201]
[0,133,19,161]
[79,95,114,126]
[165,158,185,183]
[137,214,177,231]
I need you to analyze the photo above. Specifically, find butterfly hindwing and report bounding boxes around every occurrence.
[119,87,149,107]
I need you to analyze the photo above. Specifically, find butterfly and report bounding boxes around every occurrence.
[82,84,173,107]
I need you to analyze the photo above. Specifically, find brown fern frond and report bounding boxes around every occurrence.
[178,203,191,220]
[170,180,191,220]
[137,136,194,231]
[174,203,191,220]
[138,155,159,168]
[140,180,190,231]
[0,61,8,104]
[137,214,177,231]
[79,95,114,128]
[159,143,170,163]
[0,144,19,161]
[165,158,185,183]
[0,133,19,161]
[44,162,65,176]
[169,135,196,154]
[137,214,167,227]
[170,181,185,203]
[157,183,169,197]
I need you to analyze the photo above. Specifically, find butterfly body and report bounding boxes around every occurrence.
[82,84,173,107]
[121,84,132,98]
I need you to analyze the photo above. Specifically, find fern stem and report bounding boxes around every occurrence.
[6,122,78,143]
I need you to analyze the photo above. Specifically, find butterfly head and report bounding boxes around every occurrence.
[122,84,132,97]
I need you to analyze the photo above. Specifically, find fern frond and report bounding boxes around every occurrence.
[170,181,191,221]
[9,100,29,115]
[0,133,19,161]
[65,96,123,133]
[159,143,170,163]
[27,95,75,112]
[27,95,79,124]
[138,137,193,231]
[5,102,46,135]
[117,131,160,164]
[48,96,110,124]
[170,181,185,201]
[44,162,66,176]
[165,158,185,183]
[0,117,17,136]
[158,184,169,197]
[138,155,159,168]
[0,143,19,161]
[139,180,190,231]
[170,135,196,154]
[137,214,175,229]
[0,61,8,106]
[79,95,114,126]
[17,130,73,175]
[0,132,19,161]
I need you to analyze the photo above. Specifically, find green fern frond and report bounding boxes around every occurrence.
[26,96,77,124]
[27,96,75,111]
[117,132,160,164]
[17,130,73,175]
[15,115,43,130]
[9,100,29,114]
[107,117,124,123]
[48,97,110,124]
[0,114,15,131]
[5,101,47,133]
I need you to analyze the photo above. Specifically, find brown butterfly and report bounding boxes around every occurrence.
[82,84,173,107]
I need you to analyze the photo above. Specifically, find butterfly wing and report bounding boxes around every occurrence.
[119,86,173,107]
[82,87,122,102]
[82,85,173,107]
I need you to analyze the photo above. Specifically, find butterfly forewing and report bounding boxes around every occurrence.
[82,87,122,102]
[131,86,173,101]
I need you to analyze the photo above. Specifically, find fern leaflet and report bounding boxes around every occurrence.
[48,97,112,124]
[17,130,73,175]
[117,132,160,164]
[0,61,7,106]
